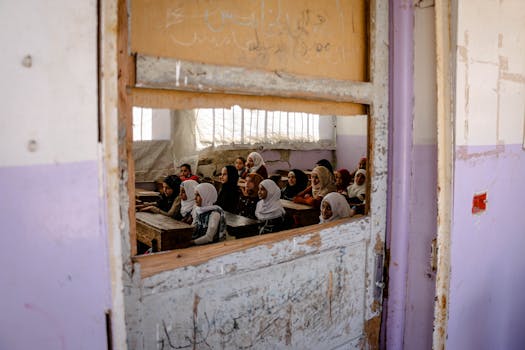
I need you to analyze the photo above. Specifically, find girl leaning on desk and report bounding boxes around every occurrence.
[139,175,182,219]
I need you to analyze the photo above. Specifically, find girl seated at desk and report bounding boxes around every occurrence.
[237,173,263,219]
[293,166,337,209]
[140,175,182,218]
[319,192,352,223]
[246,152,268,179]
[180,179,198,224]
[281,169,309,200]
[216,165,240,213]
[256,179,286,234]
[334,168,352,196]
[346,168,367,215]
[190,183,227,246]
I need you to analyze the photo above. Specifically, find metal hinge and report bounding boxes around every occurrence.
[374,253,386,301]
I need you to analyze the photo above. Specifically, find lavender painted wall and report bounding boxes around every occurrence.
[447,144,525,349]
[0,161,111,350]
[336,134,367,171]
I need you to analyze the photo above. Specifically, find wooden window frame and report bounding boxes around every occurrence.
[118,1,387,278]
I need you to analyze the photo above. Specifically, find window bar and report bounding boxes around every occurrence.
[264,110,267,143]
[222,108,226,145]
[212,108,216,147]
[241,108,245,145]
[139,107,143,141]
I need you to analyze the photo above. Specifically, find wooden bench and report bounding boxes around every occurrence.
[280,199,320,227]
[224,211,260,238]
[135,212,193,252]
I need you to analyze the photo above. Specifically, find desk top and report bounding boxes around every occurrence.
[135,188,160,197]
[280,199,314,211]
[224,211,259,228]
[136,212,193,231]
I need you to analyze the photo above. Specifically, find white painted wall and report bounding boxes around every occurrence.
[0,0,98,167]
[455,0,525,146]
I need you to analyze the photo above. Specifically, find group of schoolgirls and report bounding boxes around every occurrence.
[280,157,368,224]
[139,152,288,247]
[140,154,368,247]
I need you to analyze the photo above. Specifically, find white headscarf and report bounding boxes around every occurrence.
[180,180,198,217]
[255,179,285,220]
[194,183,221,215]
[347,169,367,200]
[319,192,351,223]
[247,152,265,173]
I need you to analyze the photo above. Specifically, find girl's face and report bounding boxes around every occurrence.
[311,173,320,186]
[321,201,333,220]
[194,191,202,207]
[219,167,228,184]
[234,158,244,170]
[334,171,342,186]
[162,183,173,197]
[355,173,366,186]
[246,157,254,168]
[245,176,255,191]
[288,173,297,186]
[258,184,268,199]
[180,187,187,201]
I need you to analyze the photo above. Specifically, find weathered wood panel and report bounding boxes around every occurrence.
[136,239,367,349]
[131,0,367,82]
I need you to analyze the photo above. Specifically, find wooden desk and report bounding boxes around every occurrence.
[280,199,320,227]
[135,212,193,252]
[224,211,260,238]
[135,188,160,202]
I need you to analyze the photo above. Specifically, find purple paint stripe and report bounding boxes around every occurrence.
[447,143,525,350]
[0,161,111,350]
[385,1,414,349]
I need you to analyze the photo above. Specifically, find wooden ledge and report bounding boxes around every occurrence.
[133,216,365,278]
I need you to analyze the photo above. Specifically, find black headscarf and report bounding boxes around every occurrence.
[157,175,181,212]
[281,169,309,200]
[216,165,240,213]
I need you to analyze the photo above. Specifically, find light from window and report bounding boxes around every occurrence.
[196,106,320,150]
[132,107,152,141]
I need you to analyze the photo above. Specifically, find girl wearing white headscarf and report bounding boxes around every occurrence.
[294,165,337,209]
[256,179,286,234]
[190,183,227,245]
[246,152,268,179]
[179,179,198,224]
[346,169,367,202]
[319,192,352,223]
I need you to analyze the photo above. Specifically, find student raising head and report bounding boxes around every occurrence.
[190,183,227,246]
[319,192,352,224]
[216,165,240,213]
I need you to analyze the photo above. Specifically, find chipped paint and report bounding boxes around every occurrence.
[362,315,381,350]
